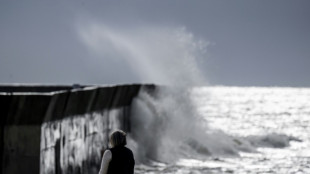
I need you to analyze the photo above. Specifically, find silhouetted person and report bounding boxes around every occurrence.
[99,130,135,174]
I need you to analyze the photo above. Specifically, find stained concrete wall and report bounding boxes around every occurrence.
[0,84,155,174]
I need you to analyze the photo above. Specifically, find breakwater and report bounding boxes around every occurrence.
[0,84,155,174]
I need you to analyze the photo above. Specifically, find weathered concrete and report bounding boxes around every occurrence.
[0,84,155,174]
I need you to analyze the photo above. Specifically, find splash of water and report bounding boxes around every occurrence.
[77,21,296,165]
[78,22,208,86]
[130,86,249,163]
[78,21,247,163]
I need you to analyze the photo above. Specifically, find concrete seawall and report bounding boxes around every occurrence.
[0,84,155,174]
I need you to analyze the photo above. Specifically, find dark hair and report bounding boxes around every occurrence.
[109,130,127,147]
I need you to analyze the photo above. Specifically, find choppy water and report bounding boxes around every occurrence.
[133,87,310,174]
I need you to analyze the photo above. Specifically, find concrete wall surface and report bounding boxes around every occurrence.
[0,84,155,174]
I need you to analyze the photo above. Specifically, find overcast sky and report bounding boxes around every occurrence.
[0,0,309,87]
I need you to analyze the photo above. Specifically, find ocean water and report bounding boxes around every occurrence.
[130,86,310,174]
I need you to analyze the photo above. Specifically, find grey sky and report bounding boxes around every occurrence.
[0,0,309,87]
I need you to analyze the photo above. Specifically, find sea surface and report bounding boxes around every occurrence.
[132,86,310,174]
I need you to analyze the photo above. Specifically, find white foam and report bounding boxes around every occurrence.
[130,87,241,163]
[128,87,301,164]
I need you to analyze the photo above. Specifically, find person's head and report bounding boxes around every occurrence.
[109,130,127,148]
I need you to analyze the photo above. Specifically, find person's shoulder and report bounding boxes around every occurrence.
[104,149,112,153]
[103,149,112,159]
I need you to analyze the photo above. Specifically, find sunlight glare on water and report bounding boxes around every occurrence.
[135,86,310,174]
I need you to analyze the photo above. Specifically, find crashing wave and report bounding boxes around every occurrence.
[127,86,301,164]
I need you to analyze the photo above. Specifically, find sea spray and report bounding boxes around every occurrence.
[80,22,246,162]
[78,22,225,162]
[128,86,300,164]
[129,86,245,163]
[78,23,208,86]
[77,21,297,165]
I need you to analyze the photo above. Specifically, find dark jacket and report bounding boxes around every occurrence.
[107,146,135,174]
